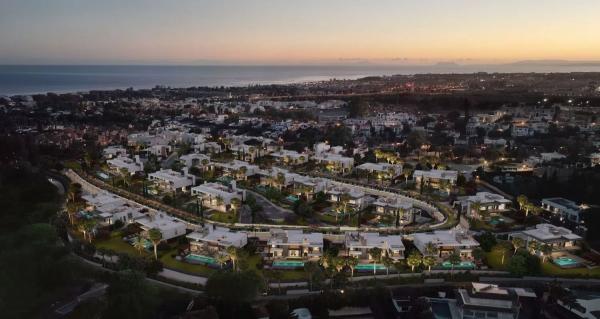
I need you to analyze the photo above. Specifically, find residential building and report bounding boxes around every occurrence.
[412,230,480,258]
[447,282,536,319]
[136,212,187,241]
[345,232,405,261]
[326,185,368,210]
[516,223,582,250]
[148,169,195,192]
[372,196,413,223]
[187,225,248,255]
[179,153,210,168]
[313,153,355,174]
[268,229,323,260]
[82,192,145,225]
[191,181,245,212]
[541,197,588,224]
[455,192,511,218]
[413,169,458,187]
[270,149,309,166]
[355,162,403,179]
[107,155,144,175]
[103,145,128,159]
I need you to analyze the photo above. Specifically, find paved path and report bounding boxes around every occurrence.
[160,268,207,285]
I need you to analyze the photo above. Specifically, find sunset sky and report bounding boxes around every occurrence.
[1,0,599,65]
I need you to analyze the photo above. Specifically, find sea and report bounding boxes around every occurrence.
[2,64,600,96]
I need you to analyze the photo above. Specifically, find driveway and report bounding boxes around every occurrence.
[246,189,293,222]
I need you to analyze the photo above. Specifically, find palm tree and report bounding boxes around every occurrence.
[68,182,82,203]
[382,255,394,276]
[215,253,229,270]
[275,172,286,190]
[368,247,382,276]
[424,242,439,257]
[446,252,461,277]
[304,261,320,291]
[215,195,224,210]
[528,241,540,254]
[511,237,524,255]
[81,219,96,243]
[230,198,241,213]
[133,236,146,255]
[226,246,239,271]
[345,256,359,278]
[541,244,553,262]
[423,256,437,272]
[338,193,352,222]
[498,243,510,265]
[472,248,485,263]
[407,251,423,272]
[470,202,481,219]
[148,228,163,260]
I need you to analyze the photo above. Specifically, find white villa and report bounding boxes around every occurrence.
[326,185,369,210]
[270,149,309,166]
[187,225,248,255]
[213,160,260,180]
[355,162,402,179]
[515,223,582,251]
[373,196,413,223]
[313,153,355,173]
[413,169,458,188]
[345,232,405,261]
[179,153,210,168]
[82,192,145,225]
[148,169,196,192]
[455,192,511,218]
[191,181,245,212]
[541,197,588,224]
[136,212,187,241]
[413,230,480,259]
[103,145,128,159]
[107,155,144,175]
[268,229,323,260]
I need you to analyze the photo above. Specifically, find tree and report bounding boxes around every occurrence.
[446,252,461,276]
[347,98,368,118]
[226,246,239,271]
[103,271,158,319]
[345,256,359,278]
[423,256,437,272]
[528,241,540,254]
[516,194,528,212]
[424,242,439,257]
[215,253,229,269]
[303,261,320,290]
[472,248,485,263]
[270,270,284,294]
[476,232,497,252]
[507,254,528,276]
[540,244,552,263]
[382,255,394,276]
[205,270,263,304]
[368,247,382,276]
[132,236,146,255]
[511,237,524,255]
[147,228,162,260]
[497,242,512,265]
[67,182,82,203]
[407,251,423,272]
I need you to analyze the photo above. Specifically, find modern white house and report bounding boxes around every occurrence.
[213,160,260,180]
[372,196,413,223]
[449,283,536,319]
[541,197,588,224]
[455,192,511,218]
[355,162,402,179]
[148,169,196,192]
[82,192,145,225]
[107,155,144,175]
[344,232,405,261]
[186,225,248,255]
[412,230,480,259]
[267,229,323,260]
[136,212,187,241]
[270,149,309,166]
[413,169,458,188]
[103,145,128,159]
[313,153,355,173]
[326,185,368,210]
[191,181,245,212]
[179,153,210,168]
[516,223,582,250]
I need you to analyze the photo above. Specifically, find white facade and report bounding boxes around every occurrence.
[148,169,195,192]
[191,182,245,212]
[345,232,405,261]
[268,229,323,260]
[107,156,144,175]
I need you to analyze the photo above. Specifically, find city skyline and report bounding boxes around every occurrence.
[2,0,600,65]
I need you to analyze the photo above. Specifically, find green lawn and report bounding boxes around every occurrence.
[208,211,238,223]
[95,232,147,256]
[160,249,217,276]
[485,244,600,278]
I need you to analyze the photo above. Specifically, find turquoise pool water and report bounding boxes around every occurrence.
[489,216,505,225]
[185,254,217,265]
[273,260,305,268]
[441,261,475,269]
[355,263,387,271]
[430,300,452,319]
[286,195,299,202]
[554,256,580,267]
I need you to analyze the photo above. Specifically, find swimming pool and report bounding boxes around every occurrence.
[489,216,505,225]
[355,263,387,271]
[285,195,299,203]
[272,260,305,268]
[430,300,453,319]
[441,261,475,269]
[185,254,217,265]
[553,256,580,267]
